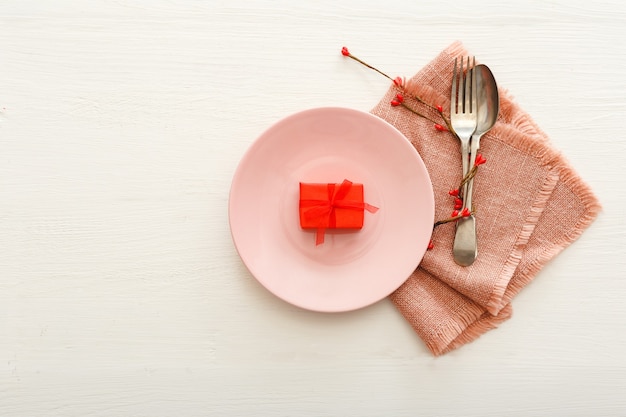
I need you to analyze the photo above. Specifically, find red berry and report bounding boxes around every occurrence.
[436,105,443,113]
[474,154,487,166]
[434,124,447,131]
[461,208,471,217]
[448,189,460,197]
[427,240,434,250]
[341,46,350,56]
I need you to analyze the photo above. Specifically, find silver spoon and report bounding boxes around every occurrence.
[453,64,499,266]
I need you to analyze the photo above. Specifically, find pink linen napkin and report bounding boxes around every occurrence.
[370,42,601,355]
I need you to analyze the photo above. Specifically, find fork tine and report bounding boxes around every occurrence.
[464,56,471,113]
[460,57,465,112]
[471,56,477,113]
[451,58,458,114]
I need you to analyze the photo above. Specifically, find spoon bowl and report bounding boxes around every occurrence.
[475,65,499,137]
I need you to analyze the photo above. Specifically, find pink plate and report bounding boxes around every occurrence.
[229,107,434,312]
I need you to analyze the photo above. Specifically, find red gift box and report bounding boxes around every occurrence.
[299,179,379,245]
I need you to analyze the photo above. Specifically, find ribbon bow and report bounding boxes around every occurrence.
[299,179,379,245]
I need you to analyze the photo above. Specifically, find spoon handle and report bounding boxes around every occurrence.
[464,132,483,211]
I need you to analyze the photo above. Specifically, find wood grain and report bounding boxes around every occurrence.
[1,0,625,415]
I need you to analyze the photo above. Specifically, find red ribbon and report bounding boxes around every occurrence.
[300,179,379,245]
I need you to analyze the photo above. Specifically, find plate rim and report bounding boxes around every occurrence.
[229,106,434,312]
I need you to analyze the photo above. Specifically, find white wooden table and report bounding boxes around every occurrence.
[2,1,624,415]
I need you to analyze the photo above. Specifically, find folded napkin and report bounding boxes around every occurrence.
[370,42,600,355]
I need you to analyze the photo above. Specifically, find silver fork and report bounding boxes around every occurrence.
[449,57,478,266]
[450,56,477,202]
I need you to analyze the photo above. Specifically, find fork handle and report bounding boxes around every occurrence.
[459,138,471,200]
